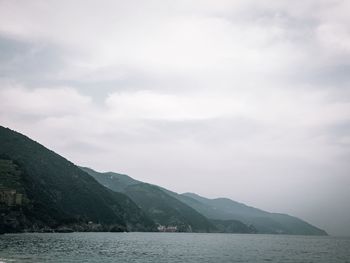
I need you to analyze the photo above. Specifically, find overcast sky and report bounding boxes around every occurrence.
[0,0,349,236]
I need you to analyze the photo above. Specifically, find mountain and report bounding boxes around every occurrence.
[80,167,140,192]
[0,126,155,233]
[81,167,218,232]
[210,219,257,234]
[82,167,327,235]
[0,125,327,235]
[176,193,327,235]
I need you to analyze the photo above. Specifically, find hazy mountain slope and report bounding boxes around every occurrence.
[0,126,155,233]
[83,168,259,233]
[83,167,217,232]
[178,193,327,235]
[80,167,139,192]
[210,219,257,234]
[123,183,215,232]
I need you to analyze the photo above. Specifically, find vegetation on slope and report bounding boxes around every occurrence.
[0,126,155,233]
[0,126,327,235]
[178,193,327,235]
[82,167,258,233]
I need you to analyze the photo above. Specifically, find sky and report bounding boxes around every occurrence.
[0,0,349,236]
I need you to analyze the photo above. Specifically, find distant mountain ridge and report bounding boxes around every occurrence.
[82,167,327,235]
[176,193,327,235]
[80,167,140,192]
[81,167,221,233]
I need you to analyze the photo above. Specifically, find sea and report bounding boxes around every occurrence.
[0,232,349,263]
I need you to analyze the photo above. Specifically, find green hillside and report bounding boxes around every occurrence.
[80,167,139,192]
[82,167,259,233]
[0,126,155,233]
[81,167,217,232]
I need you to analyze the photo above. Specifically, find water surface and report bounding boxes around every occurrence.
[0,233,349,262]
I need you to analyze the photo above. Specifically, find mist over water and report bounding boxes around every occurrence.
[1,233,350,263]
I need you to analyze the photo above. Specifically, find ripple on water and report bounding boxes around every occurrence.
[0,233,350,263]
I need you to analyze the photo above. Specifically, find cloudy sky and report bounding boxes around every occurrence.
[0,0,349,235]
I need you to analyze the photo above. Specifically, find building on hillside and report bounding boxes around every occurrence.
[0,187,23,207]
[157,225,178,232]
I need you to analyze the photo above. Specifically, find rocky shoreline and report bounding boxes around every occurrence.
[0,222,133,234]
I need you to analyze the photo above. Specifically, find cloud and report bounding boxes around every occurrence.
[105,90,243,120]
[1,85,348,164]
[0,0,350,235]
[1,0,349,92]
[0,86,91,118]
[0,0,341,77]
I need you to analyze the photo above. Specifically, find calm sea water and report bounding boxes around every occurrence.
[0,232,349,263]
